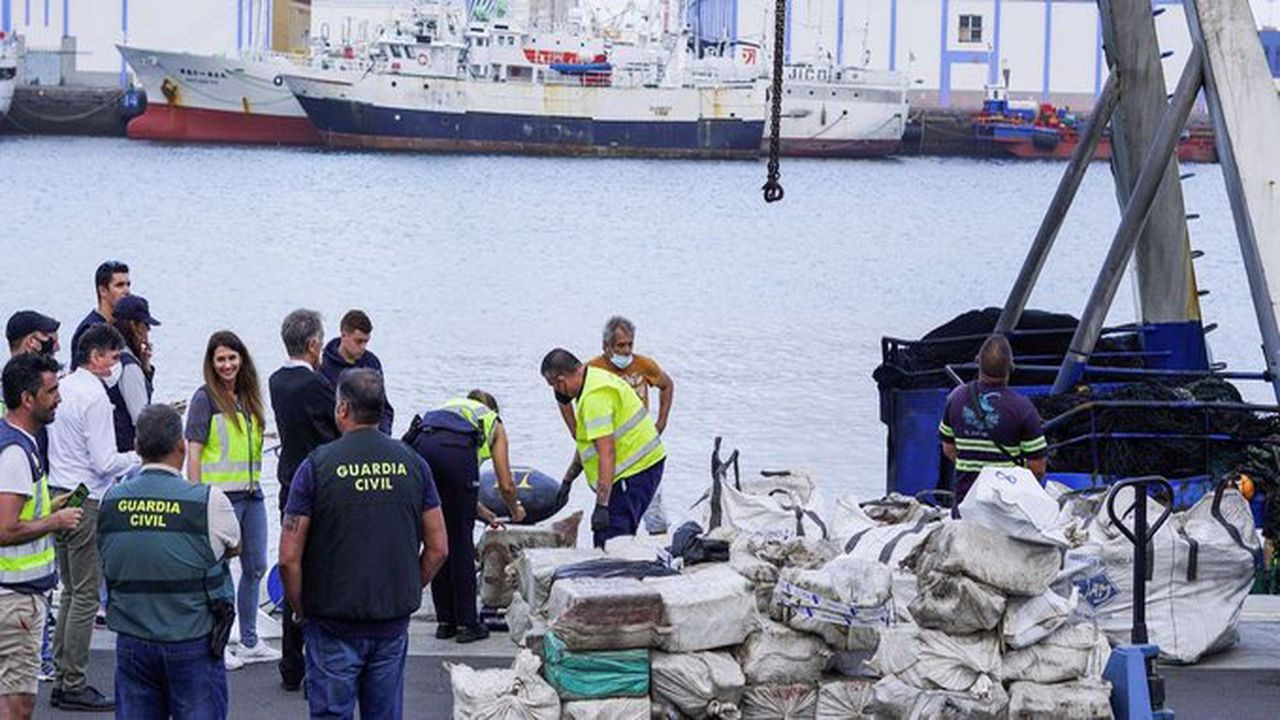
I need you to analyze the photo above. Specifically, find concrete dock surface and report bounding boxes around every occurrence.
[37,596,1280,718]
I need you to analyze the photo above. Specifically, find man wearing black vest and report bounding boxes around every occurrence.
[279,369,447,719]
[98,404,240,720]
[267,309,338,691]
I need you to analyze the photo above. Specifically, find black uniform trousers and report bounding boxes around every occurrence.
[278,484,305,687]
[414,429,481,629]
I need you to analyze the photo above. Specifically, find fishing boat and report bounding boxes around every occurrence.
[0,31,16,122]
[773,63,908,158]
[283,3,765,159]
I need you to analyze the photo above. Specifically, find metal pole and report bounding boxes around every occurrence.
[995,72,1121,335]
[1131,488,1149,645]
[1052,48,1204,394]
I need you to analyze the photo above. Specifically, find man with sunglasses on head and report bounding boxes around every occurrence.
[69,262,131,371]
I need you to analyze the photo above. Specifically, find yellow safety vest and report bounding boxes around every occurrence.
[441,397,498,463]
[0,428,55,590]
[575,367,666,490]
[198,404,263,494]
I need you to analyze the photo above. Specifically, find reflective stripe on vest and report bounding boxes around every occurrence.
[198,409,263,493]
[574,368,665,490]
[441,397,497,463]
[0,421,56,591]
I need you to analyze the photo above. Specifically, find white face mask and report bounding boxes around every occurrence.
[610,353,634,370]
[105,361,124,386]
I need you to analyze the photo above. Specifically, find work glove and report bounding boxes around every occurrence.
[555,479,573,510]
[591,505,611,534]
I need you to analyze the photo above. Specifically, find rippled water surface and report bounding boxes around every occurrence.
[0,135,1262,525]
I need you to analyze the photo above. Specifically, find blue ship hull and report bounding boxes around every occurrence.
[295,95,766,159]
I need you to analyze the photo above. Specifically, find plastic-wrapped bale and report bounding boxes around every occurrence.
[908,569,1006,634]
[1006,680,1114,719]
[545,577,666,650]
[603,534,670,561]
[730,534,838,613]
[448,650,560,720]
[644,565,757,652]
[843,516,940,622]
[866,627,1002,697]
[740,683,818,720]
[867,674,1009,720]
[478,513,582,608]
[772,555,893,651]
[907,521,1062,597]
[560,697,651,720]
[1002,588,1079,650]
[1058,488,1259,663]
[541,631,649,701]
[1002,624,1111,685]
[734,619,832,685]
[650,650,745,719]
[813,678,875,719]
[513,547,605,609]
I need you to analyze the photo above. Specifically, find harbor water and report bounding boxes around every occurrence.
[0,135,1263,533]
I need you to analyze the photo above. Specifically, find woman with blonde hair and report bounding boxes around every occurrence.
[185,330,278,670]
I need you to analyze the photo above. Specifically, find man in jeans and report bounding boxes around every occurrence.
[279,369,447,719]
[99,405,240,719]
[46,324,140,711]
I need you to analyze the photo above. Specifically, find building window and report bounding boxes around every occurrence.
[959,14,983,44]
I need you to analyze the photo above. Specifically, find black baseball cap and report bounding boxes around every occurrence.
[114,295,161,326]
[6,311,61,343]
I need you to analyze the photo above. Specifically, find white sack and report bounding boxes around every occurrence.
[740,684,818,720]
[478,515,581,608]
[645,566,758,652]
[829,494,879,547]
[843,516,940,622]
[1006,680,1114,719]
[698,475,829,540]
[730,534,838,613]
[772,555,893,651]
[560,698,650,720]
[867,674,1009,720]
[738,471,818,505]
[603,534,669,561]
[910,521,1061,596]
[1002,624,1111,684]
[958,467,1068,546]
[908,569,1006,634]
[448,650,560,720]
[813,678,875,720]
[505,594,545,648]
[512,547,605,609]
[735,619,832,685]
[1002,588,1079,649]
[866,627,1002,695]
[650,650,746,719]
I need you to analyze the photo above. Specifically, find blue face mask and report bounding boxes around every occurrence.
[610,354,634,370]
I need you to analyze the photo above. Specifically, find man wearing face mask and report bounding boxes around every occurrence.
[45,324,141,712]
[6,312,61,362]
[561,316,674,534]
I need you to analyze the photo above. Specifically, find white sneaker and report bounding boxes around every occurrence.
[224,649,244,671]
[236,642,282,665]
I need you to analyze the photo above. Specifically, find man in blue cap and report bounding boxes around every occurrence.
[5,312,60,360]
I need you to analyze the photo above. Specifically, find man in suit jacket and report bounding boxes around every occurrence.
[268,309,339,693]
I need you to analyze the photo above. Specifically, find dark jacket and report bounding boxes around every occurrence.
[68,309,107,370]
[319,338,394,434]
[269,365,339,503]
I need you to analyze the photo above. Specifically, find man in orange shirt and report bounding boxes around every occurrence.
[559,316,674,533]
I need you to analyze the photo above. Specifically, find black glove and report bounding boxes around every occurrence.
[555,479,573,510]
[591,505,610,534]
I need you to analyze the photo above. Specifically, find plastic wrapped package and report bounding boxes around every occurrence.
[545,577,666,650]
[772,555,893,651]
[1006,680,1114,719]
[513,547,605,609]
[867,674,1009,720]
[813,678,875,719]
[650,650,745,719]
[739,683,818,720]
[644,565,758,652]
[541,632,649,701]
[866,627,1002,695]
[478,514,582,608]
[1002,588,1079,650]
[907,569,1006,634]
[734,619,832,685]
[448,650,560,720]
[560,697,651,720]
[730,534,839,613]
[907,521,1062,597]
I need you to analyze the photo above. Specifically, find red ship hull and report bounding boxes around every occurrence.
[127,104,321,146]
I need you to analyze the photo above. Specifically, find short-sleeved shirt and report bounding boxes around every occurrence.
[587,354,664,410]
[939,382,1047,493]
[183,387,217,446]
[0,429,38,598]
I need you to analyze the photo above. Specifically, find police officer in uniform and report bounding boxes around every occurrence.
[98,404,240,720]
[279,369,448,720]
[405,390,524,644]
[541,348,667,548]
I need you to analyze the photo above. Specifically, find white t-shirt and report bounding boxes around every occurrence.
[0,426,38,597]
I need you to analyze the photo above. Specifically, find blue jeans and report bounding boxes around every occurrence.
[229,492,268,647]
[115,633,227,720]
[304,623,407,720]
[594,459,665,548]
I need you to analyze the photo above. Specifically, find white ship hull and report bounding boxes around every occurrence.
[117,45,320,144]
[777,66,909,157]
[0,42,16,120]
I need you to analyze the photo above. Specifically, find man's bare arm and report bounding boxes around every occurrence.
[419,507,448,586]
[278,513,310,619]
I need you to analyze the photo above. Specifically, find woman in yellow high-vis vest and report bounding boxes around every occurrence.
[183,331,274,671]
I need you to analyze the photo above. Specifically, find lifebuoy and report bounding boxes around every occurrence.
[418,53,429,66]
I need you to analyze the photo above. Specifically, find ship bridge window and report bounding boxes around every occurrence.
[959,14,983,44]
[390,44,404,58]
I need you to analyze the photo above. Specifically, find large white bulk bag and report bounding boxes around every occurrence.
[644,565,758,652]
[650,651,745,719]
[448,651,560,720]
[958,467,1068,546]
